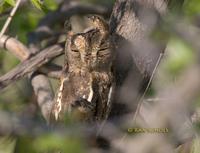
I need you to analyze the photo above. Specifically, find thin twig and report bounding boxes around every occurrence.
[119,52,164,143]
[133,52,164,123]
[0,0,21,39]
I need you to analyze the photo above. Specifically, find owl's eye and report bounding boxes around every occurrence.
[98,47,109,52]
[70,49,80,57]
[71,49,79,53]
[97,47,110,56]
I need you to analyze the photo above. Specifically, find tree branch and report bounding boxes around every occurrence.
[0,35,30,60]
[0,43,64,90]
[109,0,170,119]
[30,73,54,123]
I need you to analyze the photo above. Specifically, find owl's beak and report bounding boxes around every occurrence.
[87,15,95,22]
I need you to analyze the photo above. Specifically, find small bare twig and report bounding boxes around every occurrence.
[0,0,21,39]
[0,0,28,19]
[133,52,164,123]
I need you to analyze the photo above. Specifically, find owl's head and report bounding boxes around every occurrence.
[87,15,109,35]
[65,16,114,72]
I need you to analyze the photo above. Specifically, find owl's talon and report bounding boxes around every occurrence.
[72,98,96,111]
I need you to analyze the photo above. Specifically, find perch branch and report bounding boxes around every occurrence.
[0,43,64,90]
[0,35,62,78]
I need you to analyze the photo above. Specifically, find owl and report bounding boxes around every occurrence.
[51,15,115,122]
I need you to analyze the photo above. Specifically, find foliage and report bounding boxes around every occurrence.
[15,133,85,153]
[183,0,200,16]
[5,0,15,6]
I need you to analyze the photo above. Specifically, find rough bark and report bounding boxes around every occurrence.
[109,0,169,116]
[0,35,30,60]
[0,43,64,90]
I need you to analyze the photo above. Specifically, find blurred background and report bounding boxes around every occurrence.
[0,0,200,153]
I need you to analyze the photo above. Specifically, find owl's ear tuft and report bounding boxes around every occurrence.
[86,15,109,35]
[64,18,72,33]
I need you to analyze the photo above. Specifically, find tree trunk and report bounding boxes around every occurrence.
[109,0,176,116]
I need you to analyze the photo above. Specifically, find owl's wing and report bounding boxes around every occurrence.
[105,83,116,120]
[51,75,72,121]
[63,19,74,74]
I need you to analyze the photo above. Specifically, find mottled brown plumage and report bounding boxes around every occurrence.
[51,15,115,122]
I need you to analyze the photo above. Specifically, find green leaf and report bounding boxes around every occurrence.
[33,134,85,153]
[30,0,43,10]
[0,2,11,15]
[5,0,16,6]
[0,2,4,13]
[44,0,58,10]
[163,37,194,76]
[30,0,49,13]
[183,0,200,16]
